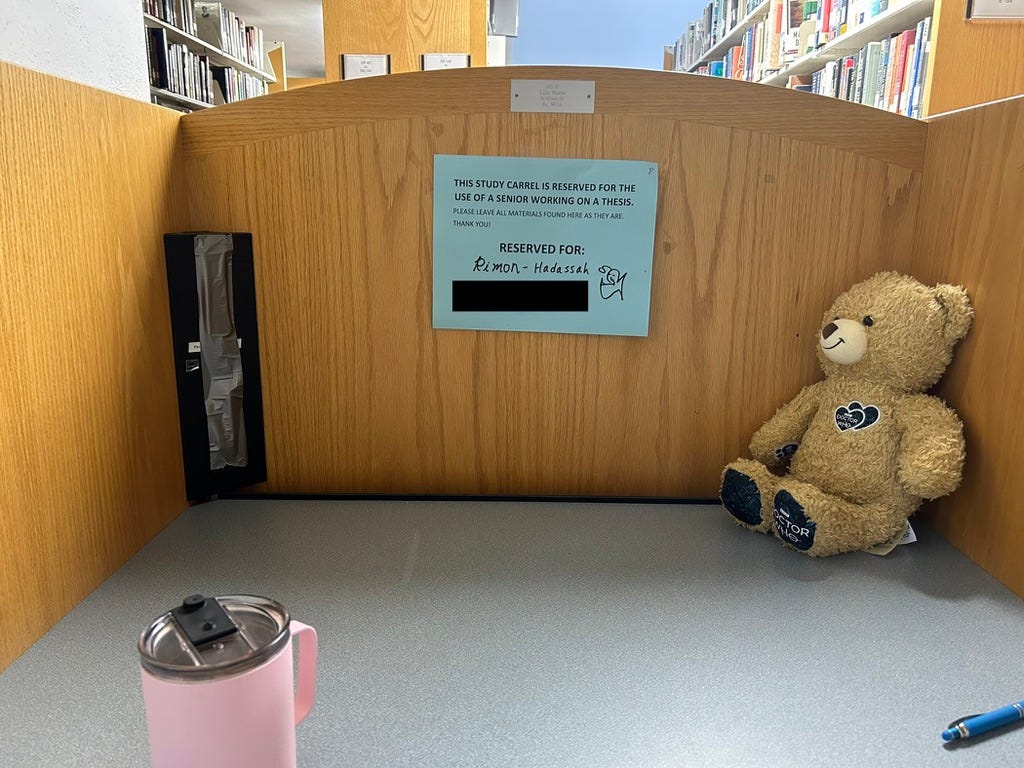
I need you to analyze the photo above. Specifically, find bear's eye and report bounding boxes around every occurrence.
[862,316,874,327]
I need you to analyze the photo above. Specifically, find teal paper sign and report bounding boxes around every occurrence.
[433,154,659,336]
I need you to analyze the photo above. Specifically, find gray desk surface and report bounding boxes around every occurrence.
[2,499,1022,767]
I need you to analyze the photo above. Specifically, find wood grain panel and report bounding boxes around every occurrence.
[322,0,486,79]
[267,46,287,94]
[924,0,1024,116]
[901,96,1024,597]
[183,69,922,497]
[0,62,188,670]
[181,67,928,171]
[287,77,328,90]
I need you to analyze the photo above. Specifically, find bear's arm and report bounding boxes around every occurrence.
[894,395,966,499]
[749,382,823,466]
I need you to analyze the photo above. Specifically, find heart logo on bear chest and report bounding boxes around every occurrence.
[834,401,881,432]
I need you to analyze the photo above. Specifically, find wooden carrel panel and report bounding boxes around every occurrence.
[181,67,928,171]
[924,0,1024,116]
[183,68,923,497]
[0,63,188,670]
[902,96,1024,597]
[267,46,287,94]
[322,0,486,79]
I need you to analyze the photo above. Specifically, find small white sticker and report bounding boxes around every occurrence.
[237,338,243,348]
[865,521,917,556]
[511,80,595,114]
[188,342,201,353]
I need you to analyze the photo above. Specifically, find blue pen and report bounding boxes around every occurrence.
[942,700,1024,742]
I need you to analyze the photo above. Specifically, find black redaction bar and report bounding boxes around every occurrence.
[452,280,588,312]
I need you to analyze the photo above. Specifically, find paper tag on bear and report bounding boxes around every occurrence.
[864,521,917,556]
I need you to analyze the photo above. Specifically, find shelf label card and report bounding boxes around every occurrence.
[340,54,390,79]
[510,80,595,114]
[433,154,659,336]
[968,0,1023,18]
[422,53,471,70]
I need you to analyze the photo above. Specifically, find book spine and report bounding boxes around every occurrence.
[911,17,931,118]
[892,29,914,112]
[749,25,757,81]
[904,19,925,116]
[818,0,832,48]
[881,34,896,110]
[168,42,176,94]
[155,29,169,89]
[860,42,880,106]
[838,56,852,100]
[905,40,921,115]
[853,46,866,103]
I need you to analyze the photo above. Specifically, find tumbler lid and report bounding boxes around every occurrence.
[138,594,290,681]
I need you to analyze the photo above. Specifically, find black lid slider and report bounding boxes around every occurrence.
[171,594,239,647]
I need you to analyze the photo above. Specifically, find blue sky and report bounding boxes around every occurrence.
[510,0,707,69]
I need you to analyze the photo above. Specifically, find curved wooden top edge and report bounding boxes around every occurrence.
[925,92,1024,123]
[181,65,927,171]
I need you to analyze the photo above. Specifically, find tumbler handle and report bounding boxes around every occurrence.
[291,621,318,726]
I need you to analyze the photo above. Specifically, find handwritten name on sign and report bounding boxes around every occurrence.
[432,155,659,336]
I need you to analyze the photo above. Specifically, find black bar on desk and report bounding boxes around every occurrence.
[452,280,588,312]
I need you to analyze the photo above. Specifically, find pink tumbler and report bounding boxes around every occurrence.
[138,594,318,768]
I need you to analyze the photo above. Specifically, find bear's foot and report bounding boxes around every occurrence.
[771,489,817,552]
[720,459,779,534]
[771,479,910,556]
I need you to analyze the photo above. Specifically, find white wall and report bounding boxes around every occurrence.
[0,0,150,100]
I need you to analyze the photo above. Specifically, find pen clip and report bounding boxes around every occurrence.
[947,714,982,729]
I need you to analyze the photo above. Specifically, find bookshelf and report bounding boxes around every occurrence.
[760,0,933,85]
[671,0,1024,117]
[143,4,276,111]
[149,85,216,111]
[685,1,771,72]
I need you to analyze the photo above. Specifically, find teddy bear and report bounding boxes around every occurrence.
[720,271,972,556]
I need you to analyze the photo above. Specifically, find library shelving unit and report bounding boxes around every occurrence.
[670,0,1024,118]
[760,0,932,85]
[684,0,771,74]
[143,7,277,112]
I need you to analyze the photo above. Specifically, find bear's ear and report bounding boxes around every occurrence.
[933,283,973,342]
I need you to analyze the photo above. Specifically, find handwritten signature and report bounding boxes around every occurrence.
[599,266,627,300]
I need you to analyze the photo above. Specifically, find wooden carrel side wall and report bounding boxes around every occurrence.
[0,62,189,670]
[902,95,1024,597]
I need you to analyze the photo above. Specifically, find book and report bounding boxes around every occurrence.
[839,55,855,100]
[149,27,169,89]
[904,18,926,116]
[195,2,227,51]
[881,34,896,110]
[734,44,745,78]
[859,41,883,107]
[768,0,783,69]
[900,41,917,113]
[853,46,867,103]
[890,29,915,112]
[910,17,931,117]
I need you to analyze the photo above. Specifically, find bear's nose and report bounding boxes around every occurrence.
[822,322,839,339]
